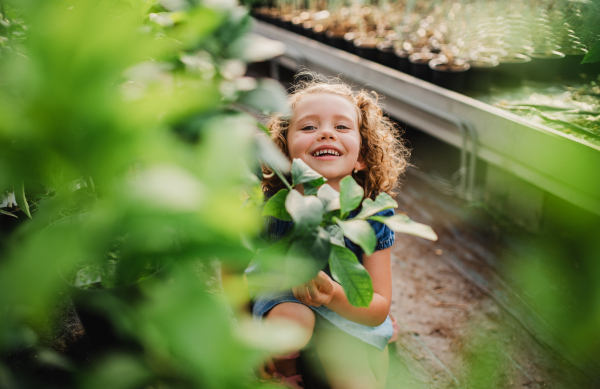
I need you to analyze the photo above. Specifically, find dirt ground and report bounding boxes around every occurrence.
[385,172,585,389]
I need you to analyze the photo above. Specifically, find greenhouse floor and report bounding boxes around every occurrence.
[386,171,583,388]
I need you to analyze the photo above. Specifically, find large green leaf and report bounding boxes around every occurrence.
[582,41,600,64]
[339,176,363,218]
[285,189,323,231]
[290,226,331,270]
[249,224,331,292]
[334,218,376,256]
[303,178,326,196]
[256,133,292,173]
[15,181,32,219]
[329,244,373,308]
[248,232,320,291]
[291,159,324,187]
[369,214,438,241]
[325,224,344,246]
[355,193,397,219]
[262,189,292,221]
[317,184,341,213]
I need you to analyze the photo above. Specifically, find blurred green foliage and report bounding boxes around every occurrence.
[0,0,293,387]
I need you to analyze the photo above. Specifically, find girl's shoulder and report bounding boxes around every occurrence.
[368,208,395,251]
[262,191,293,242]
[264,215,293,242]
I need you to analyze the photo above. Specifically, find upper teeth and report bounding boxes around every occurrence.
[313,149,340,157]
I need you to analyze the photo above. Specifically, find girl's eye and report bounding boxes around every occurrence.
[301,125,316,131]
[336,125,350,130]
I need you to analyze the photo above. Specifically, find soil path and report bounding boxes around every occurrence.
[386,173,581,388]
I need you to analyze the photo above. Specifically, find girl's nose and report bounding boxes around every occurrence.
[319,128,336,140]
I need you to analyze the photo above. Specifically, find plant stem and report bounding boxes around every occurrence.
[269,165,292,191]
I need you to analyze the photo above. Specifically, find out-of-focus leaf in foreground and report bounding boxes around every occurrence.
[0,0,289,387]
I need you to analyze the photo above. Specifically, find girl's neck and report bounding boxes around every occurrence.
[325,179,341,192]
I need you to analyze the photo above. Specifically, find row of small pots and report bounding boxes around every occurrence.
[254,11,600,93]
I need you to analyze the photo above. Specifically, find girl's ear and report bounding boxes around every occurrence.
[354,154,366,171]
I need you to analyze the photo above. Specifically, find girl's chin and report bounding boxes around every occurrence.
[310,171,349,182]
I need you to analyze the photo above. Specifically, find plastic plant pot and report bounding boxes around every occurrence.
[409,52,437,81]
[354,37,379,62]
[265,11,280,25]
[302,21,315,39]
[326,31,346,50]
[430,45,442,55]
[560,50,587,80]
[560,47,599,80]
[429,58,470,92]
[291,18,304,35]
[527,51,566,82]
[492,53,531,87]
[344,32,359,54]
[395,48,412,74]
[581,61,600,79]
[280,14,293,31]
[376,41,396,67]
[251,9,263,22]
[471,47,507,61]
[313,25,327,43]
[465,57,499,93]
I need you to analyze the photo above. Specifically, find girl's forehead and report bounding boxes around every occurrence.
[292,92,360,121]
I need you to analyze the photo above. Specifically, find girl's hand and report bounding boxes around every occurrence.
[292,271,335,307]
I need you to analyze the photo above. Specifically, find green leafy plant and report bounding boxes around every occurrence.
[259,158,438,307]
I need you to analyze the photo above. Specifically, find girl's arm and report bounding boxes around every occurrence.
[292,247,392,327]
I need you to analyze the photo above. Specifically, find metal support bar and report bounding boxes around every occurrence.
[270,49,307,82]
[366,82,478,201]
[269,56,279,81]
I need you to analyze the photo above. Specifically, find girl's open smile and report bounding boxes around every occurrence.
[311,146,343,160]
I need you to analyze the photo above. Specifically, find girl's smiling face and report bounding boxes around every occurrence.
[287,93,365,191]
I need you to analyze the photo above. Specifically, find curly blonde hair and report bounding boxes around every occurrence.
[262,72,409,200]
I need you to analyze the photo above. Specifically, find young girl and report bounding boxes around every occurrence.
[253,72,408,389]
